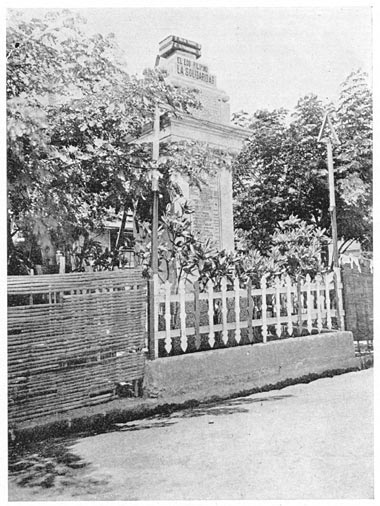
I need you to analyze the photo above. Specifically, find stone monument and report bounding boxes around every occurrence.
[142,35,249,251]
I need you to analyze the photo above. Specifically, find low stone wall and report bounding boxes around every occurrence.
[144,332,359,400]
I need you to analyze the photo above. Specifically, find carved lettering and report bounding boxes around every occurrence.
[175,58,216,86]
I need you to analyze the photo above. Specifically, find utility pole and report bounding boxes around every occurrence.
[326,138,339,269]
[147,104,160,360]
[317,111,340,269]
[317,111,344,329]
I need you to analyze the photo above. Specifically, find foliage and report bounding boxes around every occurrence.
[138,203,326,290]
[232,71,372,257]
[334,70,373,251]
[232,99,330,253]
[236,216,327,284]
[7,9,205,274]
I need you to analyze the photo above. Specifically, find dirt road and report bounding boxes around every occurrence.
[9,369,373,500]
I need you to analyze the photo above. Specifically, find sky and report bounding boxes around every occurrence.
[80,6,372,113]
[13,5,372,115]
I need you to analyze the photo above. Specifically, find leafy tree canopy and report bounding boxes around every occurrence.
[232,70,372,257]
[7,9,212,273]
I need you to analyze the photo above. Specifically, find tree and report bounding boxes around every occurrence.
[233,98,330,252]
[235,215,327,284]
[334,70,373,251]
[232,71,372,258]
[7,10,203,273]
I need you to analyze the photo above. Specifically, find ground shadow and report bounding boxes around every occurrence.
[169,393,294,419]
[9,392,294,495]
[9,436,111,497]
[115,393,294,431]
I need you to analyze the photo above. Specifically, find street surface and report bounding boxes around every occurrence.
[9,369,373,500]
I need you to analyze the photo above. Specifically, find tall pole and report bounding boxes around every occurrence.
[318,112,342,328]
[151,104,160,276]
[326,137,342,328]
[147,104,160,360]
[326,139,339,270]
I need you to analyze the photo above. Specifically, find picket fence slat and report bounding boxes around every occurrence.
[316,275,323,333]
[194,281,201,349]
[155,311,333,341]
[325,272,332,329]
[247,279,253,342]
[221,278,228,345]
[234,278,241,343]
[208,281,215,348]
[153,272,342,357]
[164,281,171,355]
[261,276,268,343]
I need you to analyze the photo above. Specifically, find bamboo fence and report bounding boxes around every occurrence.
[8,270,147,424]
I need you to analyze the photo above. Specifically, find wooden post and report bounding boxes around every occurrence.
[326,139,339,270]
[325,272,332,329]
[275,276,282,338]
[297,276,303,335]
[316,274,323,332]
[306,274,313,334]
[179,279,187,352]
[234,277,241,343]
[261,276,268,343]
[164,280,172,355]
[208,280,215,348]
[318,112,343,329]
[147,104,160,360]
[247,279,253,343]
[194,281,201,350]
[286,275,293,337]
[334,266,345,330]
[221,277,228,345]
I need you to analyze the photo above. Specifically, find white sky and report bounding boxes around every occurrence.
[12,5,372,114]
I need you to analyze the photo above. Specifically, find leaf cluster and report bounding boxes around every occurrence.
[232,72,372,255]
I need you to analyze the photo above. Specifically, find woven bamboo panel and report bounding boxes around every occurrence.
[8,270,147,425]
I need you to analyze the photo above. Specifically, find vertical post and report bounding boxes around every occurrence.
[319,114,343,329]
[334,266,345,330]
[327,139,339,270]
[316,274,323,332]
[297,276,303,334]
[247,279,253,343]
[261,276,268,343]
[208,280,215,348]
[179,279,187,352]
[325,272,332,329]
[275,276,282,338]
[164,280,172,355]
[221,277,228,345]
[148,104,160,360]
[29,269,34,305]
[306,274,313,334]
[147,279,155,360]
[56,250,65,274]
[327,135,342,328]
[286,275,293,337]
[234,277,241,343]
[194,281,201,350]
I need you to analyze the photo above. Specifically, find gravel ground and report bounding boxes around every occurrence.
[8,368,373,500]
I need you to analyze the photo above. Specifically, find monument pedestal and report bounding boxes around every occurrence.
[140,35,250,251]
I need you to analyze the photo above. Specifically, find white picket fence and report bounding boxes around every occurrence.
[152,269,345,358]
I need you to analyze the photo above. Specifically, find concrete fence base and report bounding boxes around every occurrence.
[143,332,359,401]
